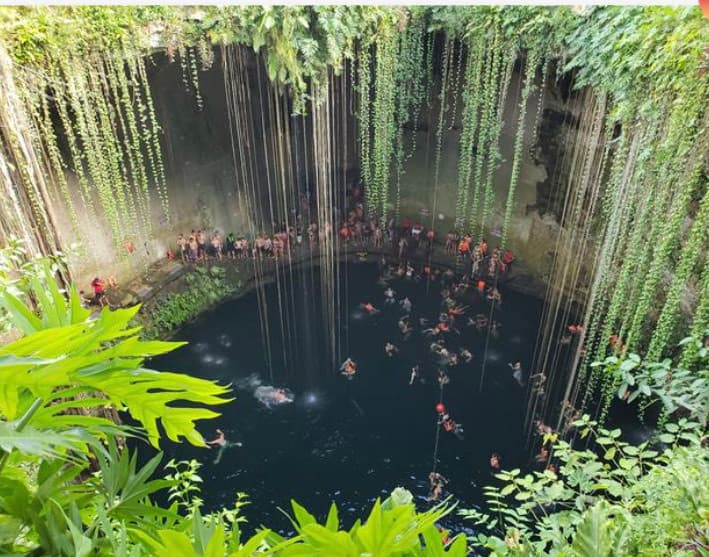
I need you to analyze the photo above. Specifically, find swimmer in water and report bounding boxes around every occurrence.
[438,370,450,387]
[409,365,419,385]
[205,429,226,448]
[430,341,444,354]
[534,420,553,436]
[385,342,399,357]
[442,417,464,439]
[384,287,396,304]
[400,297,413,313]
[508,361,524,386]
[205,429,242,464]
[535,447,550,462]
[361,302,380,315]
[460,349,473,363]
[474,314,489,331]
[254,385,294,408]
[340,357,357,378]
[490,452,501,471]
[427,472,448,501]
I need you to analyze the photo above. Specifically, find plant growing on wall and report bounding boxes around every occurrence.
[501,47,540,248]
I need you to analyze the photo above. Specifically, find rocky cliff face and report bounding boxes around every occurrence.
[53,48,592,299]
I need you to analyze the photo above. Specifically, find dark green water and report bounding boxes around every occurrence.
[151,260,543,535]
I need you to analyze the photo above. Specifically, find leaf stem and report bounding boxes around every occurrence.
[0,396,44,475]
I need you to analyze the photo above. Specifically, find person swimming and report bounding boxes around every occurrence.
[442,418,464,439]
[409,365,419,385]
[360,302,380,315]
[384,342,399,357]
[487,287,502,305]
[535,447,550,463]
[205,429,226,448]
[400,297,413,313]
[534,419,553,436]
[340,357,357,378]
[384,287,396,304]
[254,386,294,408]
[460,349,473,363]
[489,452,501,471]
[428,471,448,501]
[205,429,242,464]
[508,361,524,386]
[397,318,413,339]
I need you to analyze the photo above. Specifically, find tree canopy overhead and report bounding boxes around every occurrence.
[1,6,707,110]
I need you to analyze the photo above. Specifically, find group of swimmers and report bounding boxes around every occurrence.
[340,257,527,502]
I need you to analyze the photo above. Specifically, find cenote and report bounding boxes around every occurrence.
[2,5,708,555]
[151,259,543,534]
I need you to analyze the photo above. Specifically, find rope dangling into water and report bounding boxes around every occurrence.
[430,383,445,474]
[478,264,501,392]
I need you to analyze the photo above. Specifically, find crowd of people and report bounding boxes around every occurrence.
[88,182,577,508]
[166,182,516,279]
[335,246,533,502]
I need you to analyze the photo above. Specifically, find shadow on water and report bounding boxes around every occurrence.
[148,261,543,535]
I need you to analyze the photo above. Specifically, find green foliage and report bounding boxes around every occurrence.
[205,6,397,111]
[0,238,71,333]
[144,265,235,339]
[0,266,232,447]
[462,415,708,556]
[600,332,709,427]
[264,489,466,556]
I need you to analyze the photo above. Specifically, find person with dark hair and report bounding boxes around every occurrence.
[90,277,107,307]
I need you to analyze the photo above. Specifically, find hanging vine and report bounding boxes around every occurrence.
[357,42,372,206]
[432,38,453,213]
[501,47,540,248]
[466,26,499,232]
[646,181,709,361]
[454,34,484,229]
[369,21,398,218]
[479,43,512,237]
